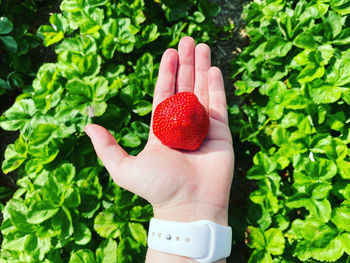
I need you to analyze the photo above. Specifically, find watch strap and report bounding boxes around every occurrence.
[147,218,232,263]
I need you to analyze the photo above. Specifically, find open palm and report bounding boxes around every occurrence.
[85,37,234,225]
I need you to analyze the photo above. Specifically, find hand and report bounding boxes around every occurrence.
[85,36,234,262]
[85,36,234,223]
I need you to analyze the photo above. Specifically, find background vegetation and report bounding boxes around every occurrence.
[1,0,350,262]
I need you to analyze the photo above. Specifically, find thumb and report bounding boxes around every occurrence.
[84,124,131,189]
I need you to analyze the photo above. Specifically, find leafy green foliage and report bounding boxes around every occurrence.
[232,0,350,262]
[0,0,59,95]
[0,0,221,261]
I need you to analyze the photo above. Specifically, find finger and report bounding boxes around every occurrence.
[176,36,195,93]
[84,124,131,187]
[208,67,228,125]
[152,48,178,110]
[149,49,178,142]
[194,43,211,110]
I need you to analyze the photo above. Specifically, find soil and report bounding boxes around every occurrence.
[0,93,19,189]
[210,1,254,262]
[211,0,250,97]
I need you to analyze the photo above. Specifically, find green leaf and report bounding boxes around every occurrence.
[322,138,347,160]
[60,0,84,11]
[286,193,310,209]
[265,228,285,255]
[117,238,134,263]
[309,81,341,104]
[140,24,160,44]
[4,199,34,232]
[130,121,149,141]
[91,76,109,101]
[331,206,350,231]
[76,167,103,198]
[247,226,266,250]
[52,207,74,244]
[69,249,96,263]
[94,210,122,239]
[291,219,337,246]
[133,100,152,116]
[311,183,332,199]
[2,140,27,174]
[297,64,325,84]
[253,152,277,174]
[54,163,76,185]
[318,44,335,65]
[294,31,317,49]
[96,239,117,263]
[0,35,17,52]
[263,101,283,120]
[310,236,344,262]
[248,250,272,263]
[73,223,91,245]
[34,86,63,114]
[78,8,104,34]
[333,28,350,45]
[30,124,59,146]
[0,99,36,131]
[66,79,92,101]
[3,234,28,251]
[340,233,350,255]
[63,186,81,208]
[327,58,350,86]
[281,89,308,110]
[80,54,101,77]
[281,112,304,128]
[121,131,141,148]
[50,13,68,32]
[129,205,152,222]
[27,200,59,224]
[330,0,350,15]
[79,194,100,218]
[0,17,13,34]
[338,160,350,179]
[259,81,286,103]
[28,140,59,166]
[37,25,64,46]
[128,222,147,245]
[103,18,136,53]
[341,88,350,105]
[271,126,289,146]
[309,198,332,223]
[56,35,97,55]
[264,36,292,58]
[87,0,108,6]
[322,11,342,40]
[102,34,117,59]
[192,11,205,23]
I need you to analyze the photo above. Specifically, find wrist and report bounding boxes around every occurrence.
[153,203,228,226]
[146,249,226,263]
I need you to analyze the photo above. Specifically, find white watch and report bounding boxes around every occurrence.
[147,218,232,263]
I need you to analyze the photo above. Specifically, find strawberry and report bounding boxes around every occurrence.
[152,92,209,151]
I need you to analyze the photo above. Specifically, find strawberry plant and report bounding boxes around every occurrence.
[0,0,222,262]
[0,0,58,95]
[231,0,350,262]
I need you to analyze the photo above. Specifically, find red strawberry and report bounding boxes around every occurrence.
[152,92,209,151]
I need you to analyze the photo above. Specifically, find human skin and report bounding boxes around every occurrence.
[85,36,235,263]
